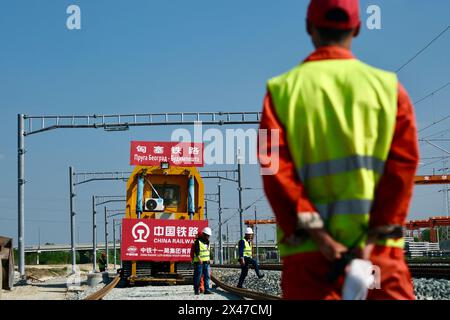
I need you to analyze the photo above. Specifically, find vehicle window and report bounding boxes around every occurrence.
[152,185,180,207]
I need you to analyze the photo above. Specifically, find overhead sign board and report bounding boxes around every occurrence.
[130,141,204,167]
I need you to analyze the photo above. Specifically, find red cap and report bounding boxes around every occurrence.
[307,0,360,30]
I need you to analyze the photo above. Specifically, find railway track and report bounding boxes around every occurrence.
[82,259,450,300]
[84,275,121,300]
[211,274,281,300]
[83,273,280,300]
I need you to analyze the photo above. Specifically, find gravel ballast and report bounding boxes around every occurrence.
[413,278,450,300]
[103,285,242,300]
[212,268,450,300]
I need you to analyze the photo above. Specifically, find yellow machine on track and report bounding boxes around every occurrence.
[121,164,205,285]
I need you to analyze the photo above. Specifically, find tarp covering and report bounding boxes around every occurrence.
[0,236,14,290]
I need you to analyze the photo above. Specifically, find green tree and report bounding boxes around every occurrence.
[421,229,430,242]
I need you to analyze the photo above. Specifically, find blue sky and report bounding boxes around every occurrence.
[0,0,449,247]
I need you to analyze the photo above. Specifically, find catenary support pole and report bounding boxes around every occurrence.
[119,223,123,269]
[237,157,244,239]
[226,224,230,263]
[92,196,97,272]
[218,183,223,265]
[69,166,76,273]
[113,219,117,270]
[254,206,258,263]
[104,206,109,271]
[18,114,26,278]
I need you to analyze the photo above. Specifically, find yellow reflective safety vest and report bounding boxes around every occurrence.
[267,58,404,258]
[193,240,210,263]
[241,238,252,258]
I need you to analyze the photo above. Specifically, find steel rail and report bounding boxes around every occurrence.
[408,266,450,279]
[407,258,450,264]
[210,274,281,300]
[84,275,121,300]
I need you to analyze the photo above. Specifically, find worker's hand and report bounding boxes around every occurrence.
[198,259,203,265]
[308,229,348,262]
[239,258,245,266]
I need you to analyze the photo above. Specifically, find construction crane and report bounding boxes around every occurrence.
[415,175,450,185]
[406,217,450,242]
[245,219,276,227]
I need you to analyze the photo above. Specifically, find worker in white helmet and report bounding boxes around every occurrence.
[192,227,213,295]
[237,227,265,288]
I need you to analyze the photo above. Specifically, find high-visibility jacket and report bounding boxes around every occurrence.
[240,238,253,258]
[267,57,403,257]
[193,239,210,263]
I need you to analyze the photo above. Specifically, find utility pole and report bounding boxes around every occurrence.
[119,222,123,269]
[205,200,208,220]
[254,206,259,263]
[447,189,450,240]
[113,219,117,270]
[104,206,109,271]
[18,114,25,278]
[441,161,449,241]
[218,183,223,265]
[69,166,76,273]
[92,196,97,272]
[226,224,230,263]
[237,155,244,239]
[37,227,41,265]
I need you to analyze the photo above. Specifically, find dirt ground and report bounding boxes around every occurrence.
[0,264,116,300]
[1,277,79,300]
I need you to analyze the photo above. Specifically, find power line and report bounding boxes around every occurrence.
[416,82,450,133]
[414,82,450,105]
[0,217,91,224]
[419,114,450,133]
[222,195,267,225]
[420,158,448,169]
[422,128,450,140]
[421,156,450,160]
[396,26,449,73]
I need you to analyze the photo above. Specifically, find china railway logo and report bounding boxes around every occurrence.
[132,222,150,243]
[127,246,137,253]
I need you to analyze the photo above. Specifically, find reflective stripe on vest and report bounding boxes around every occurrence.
[242,239,252,258]
[268,58,399,257]
[193,240,210,262]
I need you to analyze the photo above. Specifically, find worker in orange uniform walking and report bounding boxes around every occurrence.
[258,0,419,300]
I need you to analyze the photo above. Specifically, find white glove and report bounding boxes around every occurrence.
[342,259,375,300]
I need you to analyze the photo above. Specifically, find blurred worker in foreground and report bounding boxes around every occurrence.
[98,252,107,272]
[258,0,419,300]
[192,227,213,295]
[237,227,265,288]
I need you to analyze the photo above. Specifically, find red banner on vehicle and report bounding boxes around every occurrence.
[121,219,209,262]
[130,141,204,167]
